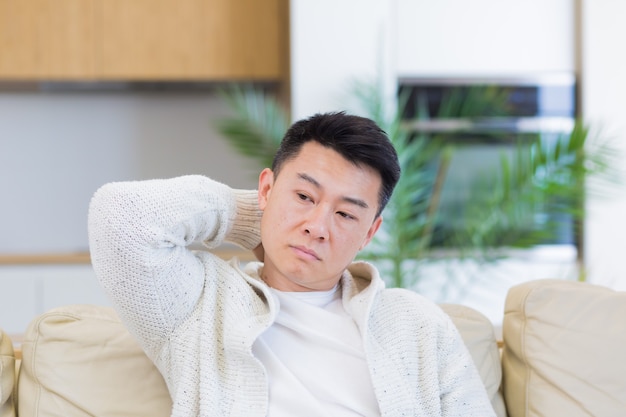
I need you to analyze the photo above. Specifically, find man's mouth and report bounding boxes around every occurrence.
[291,245,321,261]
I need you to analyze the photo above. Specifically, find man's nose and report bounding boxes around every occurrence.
[304,205,330,240]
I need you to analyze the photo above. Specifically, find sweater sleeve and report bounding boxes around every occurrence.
[87,175,262,349]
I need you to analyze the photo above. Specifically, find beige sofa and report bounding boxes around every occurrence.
[1,278,625,417]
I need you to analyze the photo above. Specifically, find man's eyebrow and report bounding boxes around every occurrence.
[298,172,321,188]
[297,172,369,209]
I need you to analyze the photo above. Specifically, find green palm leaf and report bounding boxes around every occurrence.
[216,84,289,170]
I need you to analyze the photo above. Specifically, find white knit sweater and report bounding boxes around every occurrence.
[88,175,495,417]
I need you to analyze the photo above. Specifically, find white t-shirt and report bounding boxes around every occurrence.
[252,284,380,417]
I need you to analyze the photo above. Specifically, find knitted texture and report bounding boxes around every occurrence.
[88,175,495,417]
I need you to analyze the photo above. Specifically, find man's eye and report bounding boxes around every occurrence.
[297,193,310,201]
[337,211,355,220]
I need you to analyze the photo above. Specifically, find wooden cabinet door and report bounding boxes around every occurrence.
[0,0,94,79]
[220,0,286,80]
[0,0,286,80]
[96,0,286,80]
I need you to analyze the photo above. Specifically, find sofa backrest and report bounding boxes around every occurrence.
[502,279,626,417]
[17,304,171,417]
[14,301,506,417]
[440,303,507,417]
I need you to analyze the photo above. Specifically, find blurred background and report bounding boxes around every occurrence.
[1,0,624,335]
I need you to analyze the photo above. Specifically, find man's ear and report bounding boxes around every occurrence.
[258,168,274,210]
[360,215,383,251]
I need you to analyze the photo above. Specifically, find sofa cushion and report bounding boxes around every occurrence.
[440,303,506,417]
[0,329,15,417]
[18,304,171,417]
[502,279,626,417]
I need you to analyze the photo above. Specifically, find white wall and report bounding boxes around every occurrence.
[581,0,626,290]
[290,0,394,120]
[0,264,104,335]
[290,0,576,115]
[395,0,575,76]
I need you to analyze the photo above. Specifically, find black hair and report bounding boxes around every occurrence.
[272,111,400,217]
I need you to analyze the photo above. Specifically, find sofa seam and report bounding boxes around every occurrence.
[519,285,537,416]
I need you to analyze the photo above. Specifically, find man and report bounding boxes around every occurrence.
[88,112,495,416]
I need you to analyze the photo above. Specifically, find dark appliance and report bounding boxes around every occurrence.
[398,73,577,249]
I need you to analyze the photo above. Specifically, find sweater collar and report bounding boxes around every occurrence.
[340,261,385,335]
[242,259,385,323]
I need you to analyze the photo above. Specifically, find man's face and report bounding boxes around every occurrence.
[257,141,383,291]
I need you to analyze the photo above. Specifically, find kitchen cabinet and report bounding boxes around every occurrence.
[0,0,287,80]
[0,0,95,78]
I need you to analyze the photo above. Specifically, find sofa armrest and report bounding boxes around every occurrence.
[0,329,15,417]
